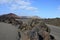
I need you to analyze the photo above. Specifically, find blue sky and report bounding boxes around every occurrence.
[0,0,60,18]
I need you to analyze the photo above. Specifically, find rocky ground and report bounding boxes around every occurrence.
[0,19,56,40]
[0,22,18,40]
[0,13,58,40]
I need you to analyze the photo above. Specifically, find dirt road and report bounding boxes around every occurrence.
[47,24,60,40]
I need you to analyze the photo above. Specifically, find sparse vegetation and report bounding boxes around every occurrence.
[43,18,60,27]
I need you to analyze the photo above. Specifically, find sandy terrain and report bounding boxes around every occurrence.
[0,22,18,40]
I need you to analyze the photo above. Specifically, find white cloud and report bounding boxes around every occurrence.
[0,0,38,12]
[15,0,31,6]
[10,4,18,11]
[19,5,27,9]
[26,7,38,11]
[0,0,12,4]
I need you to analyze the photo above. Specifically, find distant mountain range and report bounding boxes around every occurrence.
[0,13,60,27]
[0,13,40,19]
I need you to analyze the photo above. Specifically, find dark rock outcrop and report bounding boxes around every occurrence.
[17,18,55,40]
[0,13,21,25]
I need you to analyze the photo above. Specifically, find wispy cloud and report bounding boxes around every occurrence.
[15,0,31,6]
[26,6,38,12]
[57,6,60,13]
[10,4,18,11]
[58,6,60,10]
[0,0,12,4]
[0,0,38,12]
